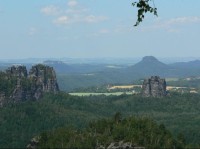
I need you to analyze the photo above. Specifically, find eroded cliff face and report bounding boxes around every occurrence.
[6,65,28,78]
[142,76,166,97]
[0,64,59,105]
[29,64,59,99]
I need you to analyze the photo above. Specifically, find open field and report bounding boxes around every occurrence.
[69,92,133,96]
[166,86,187,90]
[108,85,142,90]
[165,78,179,81]
[108,84,197,92]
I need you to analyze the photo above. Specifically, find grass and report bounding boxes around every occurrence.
[165,78,179,81]
[69,92,133,96]
[108,85,142,89]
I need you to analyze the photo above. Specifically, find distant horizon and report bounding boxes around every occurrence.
[1,56,200,64]
[1,55,200,60]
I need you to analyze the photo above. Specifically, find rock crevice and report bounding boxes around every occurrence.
[142,76,166,97]
[0,64,59,104]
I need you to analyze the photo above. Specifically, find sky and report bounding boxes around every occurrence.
[0,0,200,59]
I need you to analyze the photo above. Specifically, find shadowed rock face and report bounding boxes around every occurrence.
[142,76,166,97]
[0,64,59,104]
[6,65,28,78]
[29,64,59,99]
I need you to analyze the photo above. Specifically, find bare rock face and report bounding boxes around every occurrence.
[0,64,59,104]
[142,76,166,97]
[26,136,40,149]
[96,141,145,149]
[29,64,59,99]
[6,65,28,78]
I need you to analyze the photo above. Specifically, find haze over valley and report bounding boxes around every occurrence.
[1,0,200,148]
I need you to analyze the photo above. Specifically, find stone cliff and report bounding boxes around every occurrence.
[142,76,166,97]
[29,64,59,99]
[0,64,59,105]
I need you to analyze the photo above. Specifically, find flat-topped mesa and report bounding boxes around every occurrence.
[142,76,167,97]
[142,56,158,62]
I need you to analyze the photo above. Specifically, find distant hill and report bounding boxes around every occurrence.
[128,56,171,77]
[126,56,200,79]
[43,60,116,74]
[44,57,200,91]
[43,60,75,74]
[169,60,200,69]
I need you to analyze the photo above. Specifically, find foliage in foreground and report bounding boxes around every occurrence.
[38,114,184,149]
[132,0,157,26]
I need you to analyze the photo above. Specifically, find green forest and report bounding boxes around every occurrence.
[38,115,183,148]
[1,92,200,148]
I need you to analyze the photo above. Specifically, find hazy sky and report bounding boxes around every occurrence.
[0,0,200,59]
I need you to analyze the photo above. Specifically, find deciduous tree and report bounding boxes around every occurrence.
[132,0,157,26]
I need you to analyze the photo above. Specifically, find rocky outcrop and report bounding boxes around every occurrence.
[142,76,166,97]
[6,65,28,78]
[29,64,59,99]
[26,136,40,149]
[96,141,145,149]
[26,139,144,149]
[0,64,59,104]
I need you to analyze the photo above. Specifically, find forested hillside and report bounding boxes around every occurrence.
[55,57,200,91]
[1,92,200,148]
[37,115,183,148]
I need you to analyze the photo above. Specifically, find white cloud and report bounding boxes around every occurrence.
[99,29,110,34]
[65,8,88,14]
[156,16,200,28]
[29,27,38,36]
[88,29,110,38]
[84,15,108,23]
[41,5,61,16]
[166,16,200,25]
[53,16,71,25]
[67,0,78,7]
[141,16,200,33]
[41,1,108,26]
[54,14,108,25]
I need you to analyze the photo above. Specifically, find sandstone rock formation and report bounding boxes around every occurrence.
[27,139,144,149]
[142,76,166,97]
[26,136,40,149]
[0,64,59,104]
[6,65,28,78]
[96,141,145,149]
[107,141,145,149]
[29,64,59,99]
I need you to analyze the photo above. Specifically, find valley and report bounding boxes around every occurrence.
[1,56,200,148]
[1,0,199,147]
[2,56,200,93]
[1,92,200,148]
